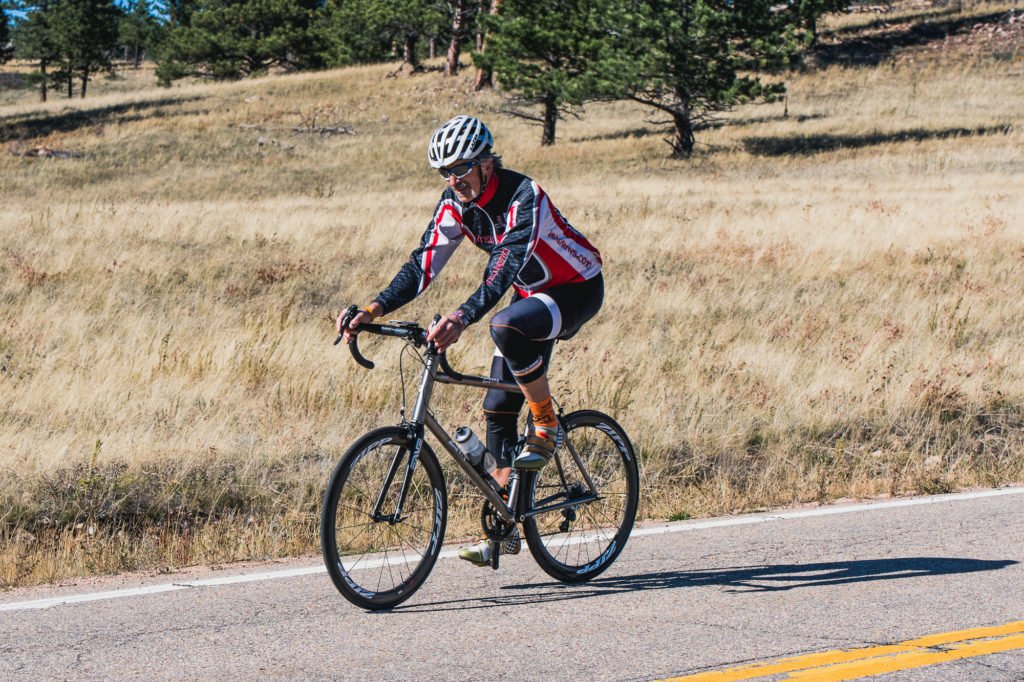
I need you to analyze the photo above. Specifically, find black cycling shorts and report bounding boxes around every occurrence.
[482,274,604,466]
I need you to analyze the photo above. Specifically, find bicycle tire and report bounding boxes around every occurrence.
[320,426,447,609]
[522,410,639,583]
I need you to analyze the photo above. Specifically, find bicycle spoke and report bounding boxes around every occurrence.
[585,498,624,526]
[584,514,614,545]
[596,501,626,525]
[382,533,396,588]
[578,526,592,566]
[375,541,387,593]
[349,523,387,572]
[337,504,376,518]
[398,520,432,535]
[336,520,374,556]
[391,522,423,569]
[335,520,382,534]
[395,536,412,582]
[395,529,426,561]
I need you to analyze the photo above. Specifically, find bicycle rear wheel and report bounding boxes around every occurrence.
[320,427,447,609]
[522,410,639,583]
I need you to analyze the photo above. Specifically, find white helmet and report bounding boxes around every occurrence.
[427,115,493,169]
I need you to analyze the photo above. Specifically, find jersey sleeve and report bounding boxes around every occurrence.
[373,196,466,315]
[456,184,537,325]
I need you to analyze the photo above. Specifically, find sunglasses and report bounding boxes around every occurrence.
[437,160,479,180]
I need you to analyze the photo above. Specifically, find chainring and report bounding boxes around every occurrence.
[480,500,515,542]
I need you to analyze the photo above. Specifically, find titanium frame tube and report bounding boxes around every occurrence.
[424,413,514,522]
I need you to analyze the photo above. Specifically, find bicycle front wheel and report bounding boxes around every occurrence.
[320,427,447,609]
[522,410,639,583]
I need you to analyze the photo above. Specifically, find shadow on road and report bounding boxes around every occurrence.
[388,557,1016,614]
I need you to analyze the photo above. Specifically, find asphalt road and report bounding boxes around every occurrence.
[2,488,1023,681]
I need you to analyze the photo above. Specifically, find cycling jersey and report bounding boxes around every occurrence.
[373,167,602,325]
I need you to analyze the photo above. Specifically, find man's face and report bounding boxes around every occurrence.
[442,158,493,203]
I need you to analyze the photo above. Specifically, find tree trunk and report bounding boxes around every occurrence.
[39,61,48,103]
[472,60,492,91]
[670,108,695,158]
[444,39,460,77]
[473,0,500,90]
[475,15,484,51]
[541,94,557,146]
[134,44,141,69]
[66,74,73,99]
[80,68,89,99]
[429,37,436,60]
[445,0,466,76]
[403,34,420,70]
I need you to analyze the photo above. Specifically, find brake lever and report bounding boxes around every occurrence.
[334,305,375,369]
[333,304,357,346]
[426,314,442,355]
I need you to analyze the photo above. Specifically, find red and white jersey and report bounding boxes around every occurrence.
[374,168,602,325]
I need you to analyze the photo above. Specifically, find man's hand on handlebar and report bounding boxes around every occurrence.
[337,303,381,344]
[426,312,465,353]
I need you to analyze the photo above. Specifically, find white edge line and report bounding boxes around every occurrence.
[3,486,1022,613]
[631,486,1024,537]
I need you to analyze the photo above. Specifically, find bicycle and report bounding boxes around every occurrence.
[320,305,640,609]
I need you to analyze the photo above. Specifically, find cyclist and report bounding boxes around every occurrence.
[339,115,604,565]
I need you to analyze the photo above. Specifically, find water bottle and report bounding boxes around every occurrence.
[454,426,497,475]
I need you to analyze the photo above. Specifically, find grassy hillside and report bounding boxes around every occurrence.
[1,1,1022,586]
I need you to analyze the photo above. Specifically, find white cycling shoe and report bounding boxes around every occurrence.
[457,528,521,566]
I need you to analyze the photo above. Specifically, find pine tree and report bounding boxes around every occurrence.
[48,0,119,97]
[1,6,14,64]
[10,0,60,101]
[119,0,160,68]
[156,0,327,83]
[476,0,622,146]
[613,0,802,158]
[323,0,445,70]
[322,0,384,65]
[159,0,196,27]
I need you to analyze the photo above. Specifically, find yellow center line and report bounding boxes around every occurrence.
[664,620,1024,682]
[791,633,1024,681]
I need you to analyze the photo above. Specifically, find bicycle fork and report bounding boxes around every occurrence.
[371,434,426,524]
[373,350,438,524]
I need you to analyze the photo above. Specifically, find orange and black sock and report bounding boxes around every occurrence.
[527,396,557,439]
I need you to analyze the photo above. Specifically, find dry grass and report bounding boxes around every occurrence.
[1,1,1023,587]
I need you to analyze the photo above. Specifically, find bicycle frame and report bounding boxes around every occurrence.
[340,312,602,527]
